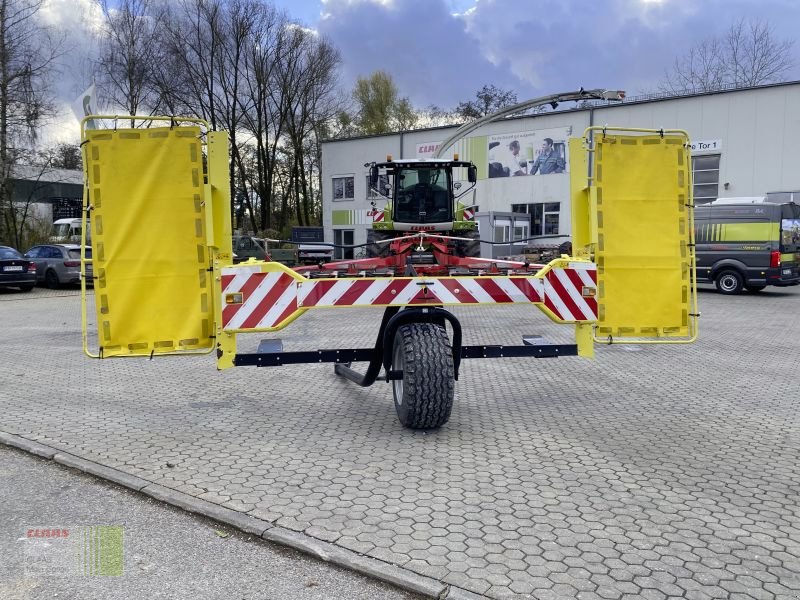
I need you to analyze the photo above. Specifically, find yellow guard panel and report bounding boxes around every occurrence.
[592,132,694,339]
[84,127,213,356]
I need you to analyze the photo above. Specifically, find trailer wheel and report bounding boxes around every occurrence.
[455,229,481,258]
[391,323,454,429]
[715,269,743,294]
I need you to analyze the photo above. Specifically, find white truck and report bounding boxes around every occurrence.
[50,218,90,244]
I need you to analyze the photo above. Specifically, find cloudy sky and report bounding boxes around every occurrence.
[273,0,800,109]
[42,0,800,143]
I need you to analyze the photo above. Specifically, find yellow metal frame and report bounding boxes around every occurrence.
[576,126,698,345]
[77,117,695,369]
[215,257,599,368]
[79,115,232,359]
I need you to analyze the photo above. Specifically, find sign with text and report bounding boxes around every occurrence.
[416,142,442,159]
[689,139,722,153]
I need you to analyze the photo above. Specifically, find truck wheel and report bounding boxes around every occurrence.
[366,230,391,258]
[715,269,743,295]
[745,285,766,293]
[45,270,61,290]
[391,323,454,429]
[456,229,481,258]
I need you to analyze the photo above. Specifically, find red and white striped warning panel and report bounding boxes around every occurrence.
[368,209,385,222]
[220,263,597,331]
[221,266,298,331]
[543,262,597,322]
[462,208,475,221]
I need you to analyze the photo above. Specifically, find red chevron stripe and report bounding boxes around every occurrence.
[437,278,479,303]
[371,279,414,305]
[509,277,541,302]
[546,271,584,321]
[239,273,295,329]
[474,278,513,303]
[565,268,597,319]
[222,272,266,326]
[300,279,339,307]
[334,279,376,306]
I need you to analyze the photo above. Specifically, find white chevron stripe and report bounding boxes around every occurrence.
[222,265,262,293]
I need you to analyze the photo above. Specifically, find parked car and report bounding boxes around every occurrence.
[0,246,36,292]
[24,244,93,289]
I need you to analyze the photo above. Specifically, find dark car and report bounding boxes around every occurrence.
[0,246,37,292]
[24,244,93,289]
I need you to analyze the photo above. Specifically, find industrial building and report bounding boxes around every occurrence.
[321,81,800,257]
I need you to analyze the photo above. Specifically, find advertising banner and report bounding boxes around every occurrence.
[487,126,572,178]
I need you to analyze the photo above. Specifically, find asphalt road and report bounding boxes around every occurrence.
[0,445,421,600]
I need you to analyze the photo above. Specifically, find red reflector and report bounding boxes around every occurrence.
[63,260,80,267]
[769,251,781,268]
[27,263,36,272]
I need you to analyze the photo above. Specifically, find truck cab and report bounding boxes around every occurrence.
[50,218,89,244]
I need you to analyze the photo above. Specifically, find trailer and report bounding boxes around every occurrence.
[78,111,698,429]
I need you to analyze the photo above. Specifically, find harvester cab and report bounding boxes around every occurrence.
[366,158,480,258]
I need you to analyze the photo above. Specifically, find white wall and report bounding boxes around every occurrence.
[321,82,800,246]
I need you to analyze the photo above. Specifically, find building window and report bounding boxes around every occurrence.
[511,202,561,236]
[334,229,354,259]
[513,223,529,243]
[333,176,354,201]
[494,223,510,243]
[692,154,720,204]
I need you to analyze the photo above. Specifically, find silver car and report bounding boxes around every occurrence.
[24,244,93,289]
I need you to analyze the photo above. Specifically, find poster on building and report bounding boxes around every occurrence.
[487,126,571,178]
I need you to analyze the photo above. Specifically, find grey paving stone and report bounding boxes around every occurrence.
[2,287,800,599]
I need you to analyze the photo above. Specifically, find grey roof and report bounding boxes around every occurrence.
[9,164,83,186]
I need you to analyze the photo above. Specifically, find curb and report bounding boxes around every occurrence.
[0,431,483,599]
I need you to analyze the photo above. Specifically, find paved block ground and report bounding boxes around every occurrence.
[1,284,799,598]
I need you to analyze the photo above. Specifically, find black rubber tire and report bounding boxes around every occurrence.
[714,269,744,295]
[45,270,60,290]
[391,323,454,430]
[745,285,766,293]
[455,228,481,258]
[558,241,573,256]
[19,285,34,292]
[366,230,393,258]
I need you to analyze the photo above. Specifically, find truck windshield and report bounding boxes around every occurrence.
[52,224,74,238]
[781,204,800,252]
[394,167,451,223]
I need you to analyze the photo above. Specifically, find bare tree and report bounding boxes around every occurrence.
[0,0,62,247]
[660,18,794,93]
[280,26,340,227]
[97,0,165,118]
[455,85,518,121]
[238,4,287,232]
